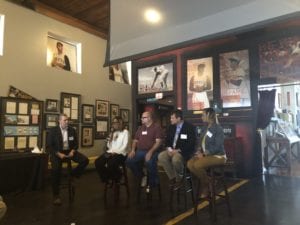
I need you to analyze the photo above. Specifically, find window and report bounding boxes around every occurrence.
[0,14,5,56]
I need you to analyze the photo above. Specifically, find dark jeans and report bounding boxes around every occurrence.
[94,153,126,183]
[125,149,159,187]
[50,151,89,196]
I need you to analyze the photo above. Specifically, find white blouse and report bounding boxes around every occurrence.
[106,129,129,156]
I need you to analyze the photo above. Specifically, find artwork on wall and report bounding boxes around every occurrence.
[81,126,94,147]
[45,99,59,112]
[120,108,130,123]
[219,49,251,108]
[95,100,109,118]
[44,113,59,129]
[7,85,36,100]
[47,34,78,73]
[81,104,94,124]
[110,104,119,121]
[186,57,213,111]
[259,35,300,84]
[137,62,174,94]
[109,62,130,84]
[60,92,81,123]
[95,119,108,139]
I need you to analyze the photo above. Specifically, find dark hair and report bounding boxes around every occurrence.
[204,108,218,124]
[171,109,183,120]
[112,116,126,130]
[56,42,63,47]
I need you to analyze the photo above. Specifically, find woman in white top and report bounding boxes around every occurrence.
[95,116,129,183]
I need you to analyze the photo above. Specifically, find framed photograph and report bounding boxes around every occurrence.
[46,34,78,73]
[82,104,95,124]
[186,56,213,111]
[219,49,251,108]
[110,104,119,121]
[60,92,81,123]
[95,119,108,139]
[81,126,94,147]
[69,123,79,142]
[109,62,130,84]
[7,85,36,100]
[120,108,130,123]
[45,99,59,112]
[95,100,109,118]
[137,62,174,94]
[259,34,300,84]
[45,113,59,129]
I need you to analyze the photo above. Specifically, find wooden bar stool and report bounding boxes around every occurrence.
[169,165,194,211]
[61,158,75,203]
[104,162,130,205]
[193,164,231,221]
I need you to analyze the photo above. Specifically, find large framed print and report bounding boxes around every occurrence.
[81,126,94,147]
[219,49,251,108]
[95,119,108,139]
[46,34,78,73]
[95,100,109,118]
[45,99,59,112]
[82,104,94,124]
[110,104,119,121]
[259,35,300,84]
[137,62,174,94]
[186,57,213,111]
[60,92,81,123]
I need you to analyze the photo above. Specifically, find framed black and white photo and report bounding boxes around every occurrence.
[45,99,59,112]
[120,108,130,123]
[81,126,94,147]
[219,49,251,108]
[81,104,94,124]
[110,104,119,121]
[45,113,59,129]
[95,100,109,118]
[60,92,81,123]
[137,62,174,95]
[95,119,108,139]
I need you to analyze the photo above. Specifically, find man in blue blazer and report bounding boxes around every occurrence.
[158,109,196,188]
[47,113,89,205]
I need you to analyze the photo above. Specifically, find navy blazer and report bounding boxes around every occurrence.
[165,121,196,161]
[47,126,78,156]
[198,123,225,156]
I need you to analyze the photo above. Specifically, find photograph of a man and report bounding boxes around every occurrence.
[51,42,71,71]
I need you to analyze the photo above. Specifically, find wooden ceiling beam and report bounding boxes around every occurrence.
[31,0,108,39]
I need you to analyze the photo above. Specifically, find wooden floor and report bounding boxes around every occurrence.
[1,169,300,225]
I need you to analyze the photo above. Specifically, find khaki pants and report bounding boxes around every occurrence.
[187,155,226,187]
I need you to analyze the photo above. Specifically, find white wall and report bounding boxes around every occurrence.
[0,1,132,157]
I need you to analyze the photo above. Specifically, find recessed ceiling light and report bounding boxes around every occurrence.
[144,8,161,24]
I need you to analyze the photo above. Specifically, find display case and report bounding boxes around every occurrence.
[0,97,43,152]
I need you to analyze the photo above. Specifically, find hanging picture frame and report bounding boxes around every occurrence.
[60,92,81,123]
[81,126,94,147]
[95,118,108,139]
[95,100,109,118]
[120,108,130,123]
[110,104,119,121]
[45,99,59,112]
[219,49,251,108]
[81,104,94,124]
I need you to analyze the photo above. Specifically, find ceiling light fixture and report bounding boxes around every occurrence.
[144,8,161,24]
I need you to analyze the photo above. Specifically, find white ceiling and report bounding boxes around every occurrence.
[109,0,300,63]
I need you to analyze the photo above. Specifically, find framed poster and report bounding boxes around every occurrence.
[109,62,130,84]
[45,99,59,112]
[110,104,119,121]
[137,62,174,94]
[82,104,94,124]
[120,108,130,123]
[219,49,251,108]
[60,92,81,123]
[259,35,300,84]
[95,119,108,139]
[95,100,109,118]
[45,113,59,129]
[186,57,213,111]
[81,126,94,147]
[46,34,78,73]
